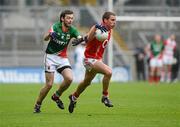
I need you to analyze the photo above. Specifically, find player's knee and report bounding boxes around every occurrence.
[105,70,112,78]
[46,83,53,89]
[65,76,73,85]
[150,70,154,76]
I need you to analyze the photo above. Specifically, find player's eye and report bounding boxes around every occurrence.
[66,16,73,20]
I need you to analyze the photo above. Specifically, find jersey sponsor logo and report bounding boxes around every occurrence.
[52,38,67,45]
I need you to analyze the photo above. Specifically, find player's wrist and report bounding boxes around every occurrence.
[72,35,88,46]
[83,35,88,42]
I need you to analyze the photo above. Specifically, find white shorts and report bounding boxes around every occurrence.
[83,58,99,71]
[150,57,163,67]
[44,53,71,73]
[162,55,174,65]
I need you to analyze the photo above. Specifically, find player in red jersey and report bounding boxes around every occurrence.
[161,34,177,83]
[68,11,116,113]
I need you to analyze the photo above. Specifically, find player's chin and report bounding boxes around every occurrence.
[111,25,115,29]
[66,23,72,27]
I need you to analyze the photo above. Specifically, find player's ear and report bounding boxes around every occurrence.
[60,17,64,22]
[103,18,108,24]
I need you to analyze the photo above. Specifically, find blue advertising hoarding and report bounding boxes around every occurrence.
[0,66,131,83]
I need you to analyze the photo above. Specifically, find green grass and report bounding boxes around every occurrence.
[0,82,180,127]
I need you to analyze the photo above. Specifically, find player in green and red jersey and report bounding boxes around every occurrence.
[145,34,164,84]
[34,10,81,113]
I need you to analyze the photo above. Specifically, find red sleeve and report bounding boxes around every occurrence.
[163,40,167,45]
[48,24,54,33]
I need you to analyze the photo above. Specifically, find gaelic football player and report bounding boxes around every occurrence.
[161,34,177,83]
[145,34,164,84]
[34,10,82,113]
[68,11,116,113]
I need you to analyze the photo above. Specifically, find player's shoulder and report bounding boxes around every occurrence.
[150,41,155,45]
[69,25,79,36]
[53,22,63,33]
[51,22,61,28]
[69,25,78,31]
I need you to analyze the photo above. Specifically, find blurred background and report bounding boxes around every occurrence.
[0,0,179,83]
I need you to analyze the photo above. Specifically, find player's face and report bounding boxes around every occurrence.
[104,15,116,30]
[170,34,175,40]
[155,35,161,43]
[63,14,74,27]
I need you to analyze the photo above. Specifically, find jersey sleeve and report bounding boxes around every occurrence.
[48,23,57,33]
[163,40,167,45]
[71,27,80,38]
[48,26,53,33]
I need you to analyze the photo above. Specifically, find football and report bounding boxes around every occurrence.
[95,29,108,41]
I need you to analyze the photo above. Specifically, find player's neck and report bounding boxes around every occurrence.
[62,23,69,32]
[101,23,110,31]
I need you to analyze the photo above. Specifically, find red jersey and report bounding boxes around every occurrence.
[163,38,176,57]
[84,30,111,59]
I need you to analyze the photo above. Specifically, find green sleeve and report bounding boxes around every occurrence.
[71,27,80,38]
[52,23,58,32]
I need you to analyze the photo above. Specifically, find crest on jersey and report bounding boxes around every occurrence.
[61,35,64,39]
[102,39,108,48]
[66,34,70,40]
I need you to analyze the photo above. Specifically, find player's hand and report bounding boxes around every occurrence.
[72,36,88,46]
[95,24,108,33]
[72,38,84,46]
[157,54,163,59]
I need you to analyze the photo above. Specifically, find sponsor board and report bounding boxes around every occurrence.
[0,66,130,83]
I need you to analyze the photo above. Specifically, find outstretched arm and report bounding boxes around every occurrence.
[72,24,107,46]
[71,26,95,46]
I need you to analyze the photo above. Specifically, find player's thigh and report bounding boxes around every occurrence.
[93,60,112,75]
[54,56,72,81]
[44,54,56,73]
[150,58,157,73]
[61,68,73,81]
[150,58,156,68]
[83,58,97,72]
[163,56,171,65]
[84,70,97,82]
[157,59,163,68]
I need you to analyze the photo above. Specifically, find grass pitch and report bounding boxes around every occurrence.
[0,82,179,127]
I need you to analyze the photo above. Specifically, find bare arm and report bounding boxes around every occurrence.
[85,25,96,42]
[72,24,105,46]
[144,43,151,57]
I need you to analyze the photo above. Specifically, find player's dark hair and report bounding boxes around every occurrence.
[60,10,73,22]
[102,11,115,22]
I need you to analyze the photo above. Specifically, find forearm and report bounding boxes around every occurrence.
[73,35,87,45]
